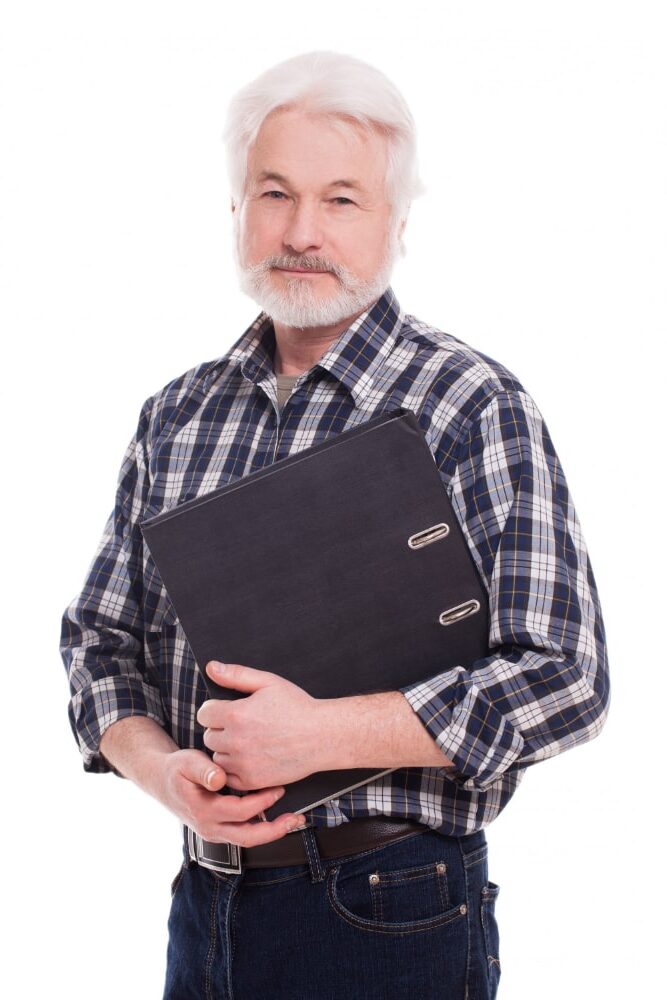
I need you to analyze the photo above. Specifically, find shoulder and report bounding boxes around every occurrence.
[396,312,538,464]
[136,353,236,447]
[399,311,525,404]
[400,314,532,428]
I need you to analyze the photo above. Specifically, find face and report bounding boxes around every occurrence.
[233,107,401,329]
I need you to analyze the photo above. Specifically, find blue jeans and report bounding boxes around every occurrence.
[164,825,501,999]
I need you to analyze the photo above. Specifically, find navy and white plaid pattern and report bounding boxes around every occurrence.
[60,287,609,836]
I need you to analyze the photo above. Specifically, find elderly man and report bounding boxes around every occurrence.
[61,51,609,1000]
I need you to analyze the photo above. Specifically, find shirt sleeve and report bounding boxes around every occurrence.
[60,396,167,773]
[400,389,610,792]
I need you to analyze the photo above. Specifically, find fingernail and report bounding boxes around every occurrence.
[211,661,227,675]
[206,769,218,786]
[274,788,285,802]
[288,818,307,832]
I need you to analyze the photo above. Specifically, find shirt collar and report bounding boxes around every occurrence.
[228,286,404,407]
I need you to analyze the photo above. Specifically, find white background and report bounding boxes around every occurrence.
[1,1,665,996]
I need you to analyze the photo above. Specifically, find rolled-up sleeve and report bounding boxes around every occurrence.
[60,397,167,773]
[400,389,610,791]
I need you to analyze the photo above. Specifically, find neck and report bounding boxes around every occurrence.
[272,312,365,375]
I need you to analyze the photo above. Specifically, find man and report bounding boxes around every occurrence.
[61,51,610,999]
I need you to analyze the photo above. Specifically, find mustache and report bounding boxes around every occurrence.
[252,254,346,278]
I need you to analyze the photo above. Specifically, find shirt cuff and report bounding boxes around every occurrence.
[400,666,525,791]
[68,675,167,774]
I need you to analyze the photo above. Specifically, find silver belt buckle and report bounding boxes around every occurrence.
[187,827,243,875]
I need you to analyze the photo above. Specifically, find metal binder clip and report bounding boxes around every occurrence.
[439,599,481,626]
[408,523,450,549]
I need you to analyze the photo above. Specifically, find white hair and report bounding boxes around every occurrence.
[222,50,424,230]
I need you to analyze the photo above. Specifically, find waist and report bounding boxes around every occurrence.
[186,816,427,872]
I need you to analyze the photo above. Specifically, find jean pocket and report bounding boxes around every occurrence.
[327,858,467,935]
[481,882,501,994]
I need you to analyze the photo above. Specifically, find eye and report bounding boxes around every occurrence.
[331,197,354,206]
[263,190,287,200]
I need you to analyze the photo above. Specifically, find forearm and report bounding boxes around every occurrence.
[100,713,305,846]
[99,716,179,798]
[315,691,455,771]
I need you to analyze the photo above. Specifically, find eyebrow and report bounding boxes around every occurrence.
[256,170,365,192]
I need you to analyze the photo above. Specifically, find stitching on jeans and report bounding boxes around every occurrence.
[370,864,450,924]
[204,876,219,1000]
[369,875,383,922]
[372,863,444,884]
[462,845,488,869]
[243,869,308,888]
[436,864,450,909]
[327,866,467,936]
[481,886,501,975]
[224,878,241,1000]
[459,838,473,998]
[302,828,325,883]
[230,883,239,971]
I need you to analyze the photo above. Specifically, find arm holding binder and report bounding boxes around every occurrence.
[173,395,608,802]
[197,658,453,793]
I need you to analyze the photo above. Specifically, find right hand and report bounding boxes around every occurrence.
[156,748,306,847]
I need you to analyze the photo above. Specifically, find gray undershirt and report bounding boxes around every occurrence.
[275,372,300,413]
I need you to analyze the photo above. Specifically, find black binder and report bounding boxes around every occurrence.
[141,408,489,819]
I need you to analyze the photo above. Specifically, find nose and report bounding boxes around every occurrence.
[282,199,324,255]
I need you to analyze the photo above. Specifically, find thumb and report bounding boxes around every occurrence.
[180,751,227,790]
[205,660,275,693]
[203,763,227,791]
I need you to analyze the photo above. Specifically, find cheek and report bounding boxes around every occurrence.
[240,205,284,264]
[345,228,390,279]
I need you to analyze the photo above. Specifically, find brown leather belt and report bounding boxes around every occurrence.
[186,817,426,875]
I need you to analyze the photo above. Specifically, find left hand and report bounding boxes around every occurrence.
[197,661,322,791]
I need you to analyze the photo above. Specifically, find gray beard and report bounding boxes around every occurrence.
[235,250,397,329]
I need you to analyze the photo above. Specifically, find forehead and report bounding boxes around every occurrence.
[246,108,388,195]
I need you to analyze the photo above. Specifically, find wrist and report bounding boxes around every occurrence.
[99,715,179,796]
[314,692,405,770]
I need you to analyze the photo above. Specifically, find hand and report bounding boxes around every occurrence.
[156,746,306,846]
[197,661,322,790]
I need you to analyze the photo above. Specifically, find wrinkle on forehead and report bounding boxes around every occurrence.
[246,106,389,197]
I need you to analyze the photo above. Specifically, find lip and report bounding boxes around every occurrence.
[275,268,330,275]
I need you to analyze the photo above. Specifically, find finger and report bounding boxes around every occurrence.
[205,660,276,693]
[220,769,244,791]
[212,812,308,848]
[178,752,227,791]
[196,698,228,729]
[202,727,228,754]
[211,786,287,823]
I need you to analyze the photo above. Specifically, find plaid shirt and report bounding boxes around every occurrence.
[60,287,610,837]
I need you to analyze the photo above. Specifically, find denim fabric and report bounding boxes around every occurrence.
[163,826,501,999]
